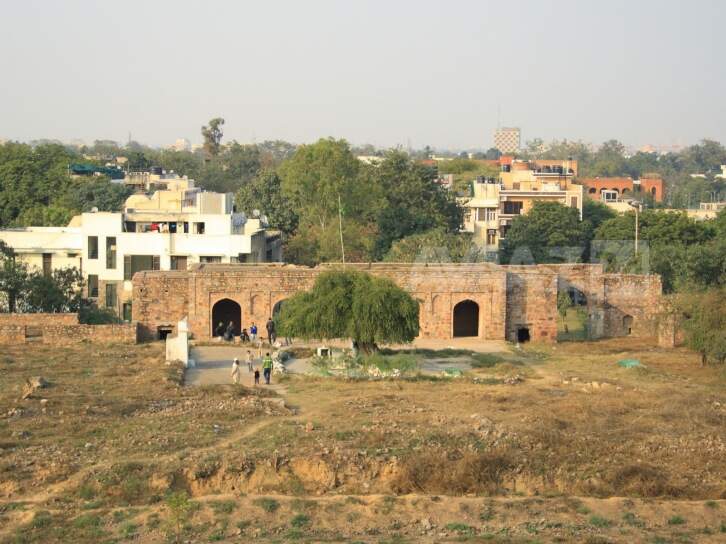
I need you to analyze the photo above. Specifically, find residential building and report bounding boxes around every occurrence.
[0,177,282,319]
[462,159,584,254]
[578,175,665,202]
[169,138,191,152]
[493,127,521,154]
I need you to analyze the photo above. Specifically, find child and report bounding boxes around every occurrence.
[253,367,260,385]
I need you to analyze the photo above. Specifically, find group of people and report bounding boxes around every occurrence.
[215,318,278,345]
[230,350,274,385]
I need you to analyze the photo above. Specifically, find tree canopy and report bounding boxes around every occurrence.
[500,202,589,264]
[277,270,419,352]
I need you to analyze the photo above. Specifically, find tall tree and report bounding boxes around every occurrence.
[234,169,298,237]
[0,241,28,313]
[201,117,225,156]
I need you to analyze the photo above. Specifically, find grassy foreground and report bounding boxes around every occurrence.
[0,338,725,543]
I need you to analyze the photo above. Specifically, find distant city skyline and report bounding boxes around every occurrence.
[1,0,725,150]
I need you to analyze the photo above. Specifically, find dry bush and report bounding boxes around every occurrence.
[608,463,675,497]
[391,449,513,495]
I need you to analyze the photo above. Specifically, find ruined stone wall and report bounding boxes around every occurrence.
[503,267,558,342]
[131,263,661,344]
[602,274,662,338]
[0,314,138,345]
[0,313,78,325]
[132,272,190,341]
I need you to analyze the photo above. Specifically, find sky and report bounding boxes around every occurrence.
[1,0,725,150]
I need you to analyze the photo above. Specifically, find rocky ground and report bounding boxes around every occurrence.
[0,338,725,543]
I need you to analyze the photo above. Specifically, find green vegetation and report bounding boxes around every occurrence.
[253,497,280,513]
[589,515,612,528]
[278,270,419,353]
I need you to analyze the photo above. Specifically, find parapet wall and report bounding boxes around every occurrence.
[0,313,138,345]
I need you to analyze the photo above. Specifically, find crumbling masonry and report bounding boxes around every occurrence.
[131,263,662,344]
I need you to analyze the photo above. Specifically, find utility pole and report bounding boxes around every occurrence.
[338,193,346,265]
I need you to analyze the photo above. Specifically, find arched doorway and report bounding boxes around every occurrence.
[272,299,287,318]
[453,300,479,337]
[623,315,633,335]
[212,298,241,336]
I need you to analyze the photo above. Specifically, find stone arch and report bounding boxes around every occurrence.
[431,294,439,315]
[588,187,596,194]
[272,299,287,318]
[212,298,241,336]
[650,187,656,197]
[610,188,620,194]
[453,299,479,337]
[250,294,260,315]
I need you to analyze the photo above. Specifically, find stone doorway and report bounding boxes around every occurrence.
[453,300,479,337]
[211,298,241,337]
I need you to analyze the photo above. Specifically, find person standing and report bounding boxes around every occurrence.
[250,322,258,342]
[262,353,273,385]
[215,321,225,338]
[266,317,276,345]
[245,349,253,372]
[224,321,235,342]
[231,358,240,384]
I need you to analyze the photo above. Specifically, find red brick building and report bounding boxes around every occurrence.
[578,175,664,202]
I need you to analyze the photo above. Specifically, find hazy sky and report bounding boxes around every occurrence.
[1,0,724,150]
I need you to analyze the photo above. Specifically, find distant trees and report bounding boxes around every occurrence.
[677,288,726,366]
[234,169,298,237]
[384,228,477,263]
[277,270,419,353]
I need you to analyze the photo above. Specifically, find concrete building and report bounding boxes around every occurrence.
[169,138,192,152]
[0,177,282,319]
[493,127,521,153]
[578,175,665,203]
[463,159,584,254]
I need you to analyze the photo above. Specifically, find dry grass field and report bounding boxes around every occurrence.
[1,338,725,543]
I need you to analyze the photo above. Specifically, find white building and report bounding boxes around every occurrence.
[169,138,191,152]
[493,127,521,153]
[0,177,282,319]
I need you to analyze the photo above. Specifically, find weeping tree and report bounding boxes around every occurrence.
[277,269,419,353]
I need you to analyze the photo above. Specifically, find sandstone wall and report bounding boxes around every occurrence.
[131,263,662,344]
[0,314,138,345]
[0,313,78,325]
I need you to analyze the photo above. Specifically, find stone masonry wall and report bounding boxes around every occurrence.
[0,314,138,345]
[0,313,78,325]
[132,263,662,344]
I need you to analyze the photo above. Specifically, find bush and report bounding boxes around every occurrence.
[253,497,280,513]
[79,301,120,324]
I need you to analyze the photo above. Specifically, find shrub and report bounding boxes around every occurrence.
[589,515,612,528]
[290,513,311,528]
[253,497,280,513]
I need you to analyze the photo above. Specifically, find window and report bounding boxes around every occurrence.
[570,197,578,208]
[476,208,487,222]
[123,255,160,280]
[88,275,99,298]
[42,253,52,276]
[88,236,98,259]
[200,256,222,263]
[487,208,496,221]
[106,237,117,269]
[512,182,520,190]
[194,222,205,234]
[503,201,523,215]
[486,229,497,245]
[170,256,188,270]
[105,283,117,309]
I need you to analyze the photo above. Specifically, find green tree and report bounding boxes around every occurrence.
[374,150,462,259]
[23,267,84,313]
[278,270,419,353]
[557,290,572,319]
[384,228,477,263]
[201,117,225,156]
[500,202,589,264]
[235,169,299,237]
[0,241,29,312]
[678,288,726,366]
[165,491,193,544]
[278,138,382,263]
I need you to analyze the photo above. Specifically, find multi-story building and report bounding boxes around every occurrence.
[493,127,521,153]
[463,158,584,254]
[578,175,665,202]
[0,176,282,319]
